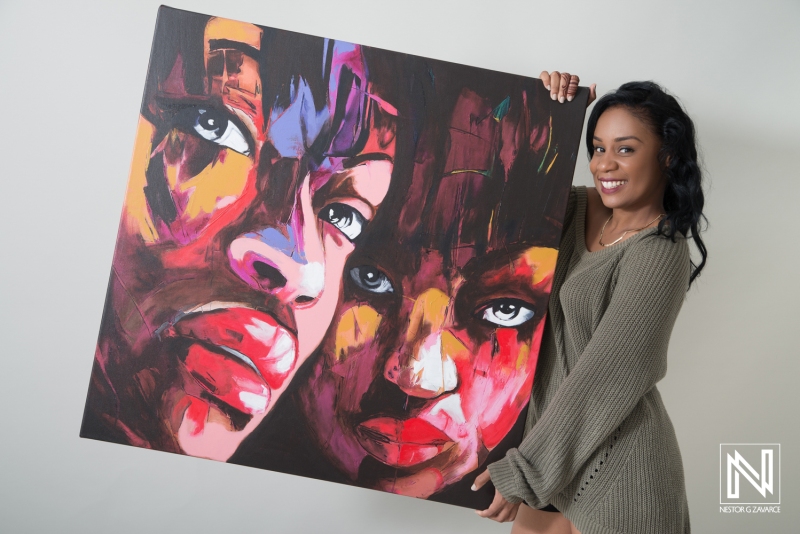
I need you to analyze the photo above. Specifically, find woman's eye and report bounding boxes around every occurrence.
[320,203,367,241]
[189,108,251,156]
[619,146,633,154]
[479,299,535,327]
[593,146,604,154]
[349,266,393,294]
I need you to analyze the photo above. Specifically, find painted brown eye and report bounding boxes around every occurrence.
[478,299,534,327]
[349,266,393,294]
[320,203,367,241]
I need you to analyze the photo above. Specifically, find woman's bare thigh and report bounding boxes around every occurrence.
[510,505,581,534]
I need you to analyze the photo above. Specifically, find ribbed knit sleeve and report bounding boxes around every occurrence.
[488,231,690,509]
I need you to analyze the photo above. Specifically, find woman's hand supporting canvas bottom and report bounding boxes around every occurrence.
[472,469,520,523]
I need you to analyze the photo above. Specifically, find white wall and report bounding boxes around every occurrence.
[0,1,797,532]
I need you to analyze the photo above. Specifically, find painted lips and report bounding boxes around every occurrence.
[165,306,297,416]
[357,416,454,467]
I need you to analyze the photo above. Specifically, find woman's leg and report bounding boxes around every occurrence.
[510,505,580,534]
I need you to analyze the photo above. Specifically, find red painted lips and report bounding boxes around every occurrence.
[165,306,297,416]
[357,417,454,467]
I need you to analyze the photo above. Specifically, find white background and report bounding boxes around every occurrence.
[0,1,798,532]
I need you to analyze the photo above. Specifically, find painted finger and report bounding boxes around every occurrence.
[589,83,597,106]
[558,72,570,103]
[567,75,579,101]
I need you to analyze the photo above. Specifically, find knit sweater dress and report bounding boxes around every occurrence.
[488,186,691,534]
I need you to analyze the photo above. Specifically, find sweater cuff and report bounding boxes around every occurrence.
[487,454,524,505]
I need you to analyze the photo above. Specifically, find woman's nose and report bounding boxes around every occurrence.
[227,177,324,305]
[383,288,463,399]
[596,151,617,171]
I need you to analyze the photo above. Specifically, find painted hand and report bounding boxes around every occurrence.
[539,71,597,105]
[472,469,521,523]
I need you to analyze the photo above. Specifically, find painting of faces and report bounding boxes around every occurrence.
[80,6,587,509]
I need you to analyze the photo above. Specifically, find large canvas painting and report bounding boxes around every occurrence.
[80,6,588,508]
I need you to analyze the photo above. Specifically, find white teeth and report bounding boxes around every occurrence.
[603,180,626,189]
[267,330,296,374]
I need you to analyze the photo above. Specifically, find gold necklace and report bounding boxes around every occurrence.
[598,213,665,247]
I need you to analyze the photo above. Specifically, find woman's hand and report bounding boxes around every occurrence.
[540,71,597,105]
[472,469,521,523]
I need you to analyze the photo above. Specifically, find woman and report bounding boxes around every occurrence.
[473,74,707,534]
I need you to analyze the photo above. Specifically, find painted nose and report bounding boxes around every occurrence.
[228,177,325,305]
[384,289,462,399]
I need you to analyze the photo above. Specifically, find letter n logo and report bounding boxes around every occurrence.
[720,444,780,505]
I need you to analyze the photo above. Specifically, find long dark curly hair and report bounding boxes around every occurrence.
[586,81,708,286]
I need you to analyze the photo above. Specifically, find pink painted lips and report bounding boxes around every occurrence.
[164,306,297,416]
[357,416,455,467]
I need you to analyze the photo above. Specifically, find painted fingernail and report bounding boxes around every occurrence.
[559,95,565,103]
[471,484,478,491]
[567,95,573,102]
[545,85,551,90]
[551,93,557,100]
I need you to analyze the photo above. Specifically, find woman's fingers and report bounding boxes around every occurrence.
[541,71,597,107]
[566,74,579,101]
[558,72,571,103]
[471,469,491,491]
[476,492,520,522]
[540,70,552,91]
[476,491,505,518]
[549,71,561,100]
[496,503,519,523]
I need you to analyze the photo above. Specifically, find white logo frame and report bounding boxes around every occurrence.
[719,443,780,505]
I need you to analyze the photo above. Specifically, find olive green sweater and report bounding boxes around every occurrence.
[488,186,691,534]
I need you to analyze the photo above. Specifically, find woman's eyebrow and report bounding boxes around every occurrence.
[592,135,643,143]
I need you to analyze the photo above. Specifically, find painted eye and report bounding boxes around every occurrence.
[320,203,367,241]
[479,299,535,327]
[192,108,251,156]
[349,266,393,294]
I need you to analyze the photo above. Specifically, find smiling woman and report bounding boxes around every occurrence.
[479,80,707,534]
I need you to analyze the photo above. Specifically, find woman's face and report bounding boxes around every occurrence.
[589,106,665,210]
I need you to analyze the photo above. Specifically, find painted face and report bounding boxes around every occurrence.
[98,18,395,459]
[590,106,665,209]
[298,87,558,498]
[301,246,555,497]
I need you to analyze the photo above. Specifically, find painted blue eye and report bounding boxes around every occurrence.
[349,266,393,294]
[479,299,535,327]
[191,108,250,156]
[320,203,367,241]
